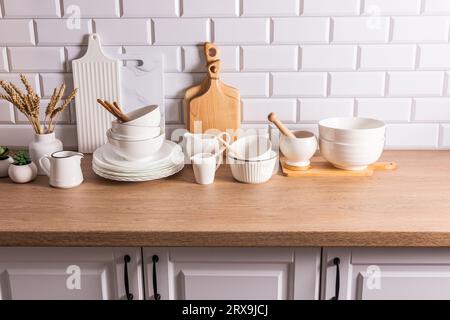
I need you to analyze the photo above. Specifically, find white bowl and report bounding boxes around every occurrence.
[280,131,317,167]
[319,138,385,171]
[110,121,160,140]
[229,135,272,161]
[319,117,385,144]
[107,129,165,161]
[228,150,277,184]
[124,105,161,127]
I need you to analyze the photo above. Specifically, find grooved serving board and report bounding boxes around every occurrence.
[72,34,121,153]
[280,157,397,177]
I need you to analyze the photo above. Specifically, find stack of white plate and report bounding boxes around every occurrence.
[92,141,184,182]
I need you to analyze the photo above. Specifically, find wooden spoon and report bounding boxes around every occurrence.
[268,112,296,138]
[97,99,130,122]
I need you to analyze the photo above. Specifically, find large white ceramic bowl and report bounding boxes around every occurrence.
[229,135,272,161]
[124,105,161,127]
[280,131,318,167]
[228,150,277,184]
[319,138,385,171]
[111,120,160,140]
[319,117,385,144]
[107,129,165,161]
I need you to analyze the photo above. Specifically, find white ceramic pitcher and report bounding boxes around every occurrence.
[39,151,84,189]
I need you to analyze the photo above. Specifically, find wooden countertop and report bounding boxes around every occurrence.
[1,151,450,247]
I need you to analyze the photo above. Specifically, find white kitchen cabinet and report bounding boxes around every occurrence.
[143,247,321,300]
[0,248,143,300]
[321,248,450,300]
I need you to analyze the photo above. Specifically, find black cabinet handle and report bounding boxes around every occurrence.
[124,255,133,300]
[331,257,340,300]
[152,255,161,300]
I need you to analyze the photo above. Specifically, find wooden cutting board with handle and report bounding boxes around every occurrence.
[188,60,240,133]
[184,42,240,131]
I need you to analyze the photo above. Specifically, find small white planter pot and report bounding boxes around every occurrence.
[0,156,14,178]
[8,162,38,184]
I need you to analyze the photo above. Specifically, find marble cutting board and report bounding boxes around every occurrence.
[111,52,165,128]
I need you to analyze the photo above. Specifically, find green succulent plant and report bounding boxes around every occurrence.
[12,151,31,166]
[0,146,9,160]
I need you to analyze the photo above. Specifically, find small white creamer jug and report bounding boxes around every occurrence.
[39,151,84,189]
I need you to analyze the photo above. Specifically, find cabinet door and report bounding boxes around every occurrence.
[0,248,143,300]
[321,248,450,300]
[143,247,320,300]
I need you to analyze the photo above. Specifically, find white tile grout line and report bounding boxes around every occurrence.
[269,18,274,44]
[57,0,64,18]
[209,18,214,43]
[328,18,334,44]
[238,0,243,17]
[442,72,449,97]
[410,98,416,122]
[117,0,123,18]
[326,72,331,97]
[150,19,155,44]
[298,0,303,16]
[384,72,390,97]
[239,46,243,71]
[297,45,302,71]
[177,0,183,17]
[32,19,39,46]
[438,124,444,147]
[388,17,394,43]
[355,45,361,70]
[414,44,420,70]
[419,0,425,14]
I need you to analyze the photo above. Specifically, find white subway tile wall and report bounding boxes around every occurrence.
[0,0,449,149]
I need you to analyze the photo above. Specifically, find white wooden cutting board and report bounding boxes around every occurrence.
[72,34,120,153]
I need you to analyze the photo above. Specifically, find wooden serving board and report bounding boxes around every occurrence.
[281,157,397,177]
[188,60,240,133]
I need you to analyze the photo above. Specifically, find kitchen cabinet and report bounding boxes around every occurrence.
[143,247,321,300]
[0,248,143,300]
[321,248,450,300]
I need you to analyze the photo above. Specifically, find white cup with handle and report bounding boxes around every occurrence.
[191,152,221,185]
[39,151,84,189]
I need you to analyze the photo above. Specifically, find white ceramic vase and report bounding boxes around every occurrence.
[8,162,37,183]
[29,133,63,175]
[0,156,14,178]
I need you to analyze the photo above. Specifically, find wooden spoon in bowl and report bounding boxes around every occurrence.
[268,112,296,138]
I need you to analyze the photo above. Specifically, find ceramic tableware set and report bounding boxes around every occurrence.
[268,112,394,177]
[93,105,184,182]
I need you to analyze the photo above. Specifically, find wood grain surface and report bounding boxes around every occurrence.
[1,151,450,247]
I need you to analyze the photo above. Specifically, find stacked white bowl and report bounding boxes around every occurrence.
[106,105,165,161]
[318,117,386,171]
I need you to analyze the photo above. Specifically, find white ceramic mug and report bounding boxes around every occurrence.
[184,132,231,159]
[39,151,84,189]
[191,153,221,185]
